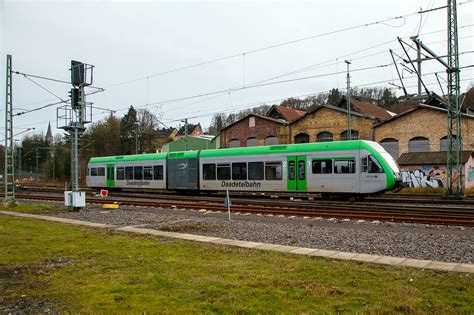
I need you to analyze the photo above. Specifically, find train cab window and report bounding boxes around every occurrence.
[298,160,305,180]
[288,161,295,180]
[97,167,105,177]
[217,164,231,180]
[90,168,98,176]
[312,160,332,174]
[125,167,134,180]
[134,166,143,180]
[116,167,125,180]
[203,164,216,180]
[334,159,356,174]
[265,162,282,180]
[248,162,264,180]
[143,166,153,180]
[232,162,247,180]
[368,156,383,173]
[361,156,383,173]
[154,165,164,180]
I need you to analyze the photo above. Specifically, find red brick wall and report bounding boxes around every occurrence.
[220,116,282,147]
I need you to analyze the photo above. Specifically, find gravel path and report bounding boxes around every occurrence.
[49,204,473,264]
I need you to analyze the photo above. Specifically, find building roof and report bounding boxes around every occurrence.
[177,123,201,136]
[336,96,392,121]
[289,104,374,125]
[397,151,473,165]
[220,114,286,132]
[266,105,305,121]
[373,104,474,128]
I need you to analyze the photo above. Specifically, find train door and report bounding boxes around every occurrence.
[287,156,307,191]
[359,155,384,193]
[106,164,115,188]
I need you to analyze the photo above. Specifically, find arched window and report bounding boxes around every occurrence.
[409,137,430,152]
[317,132,333,142]
[294,133,309,144]
[380,138,399,159]
[440,135,460,151]
[264,136,278,146]
[246,137,258,147]
[229,139,240,148]
[341,130,359,140]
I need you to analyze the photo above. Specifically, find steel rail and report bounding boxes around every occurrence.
[8,193,474,227]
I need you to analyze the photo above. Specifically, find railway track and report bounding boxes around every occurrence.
[5,191,474,227]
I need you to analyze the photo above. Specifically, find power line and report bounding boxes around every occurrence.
[104,3,457,89]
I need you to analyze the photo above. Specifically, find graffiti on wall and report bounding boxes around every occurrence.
[400,165,447,188]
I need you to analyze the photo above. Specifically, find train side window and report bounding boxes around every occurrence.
[334,159,356,174]
[217,164,231,180]
[125,166,134,180]
[203,164,216,180]
[116,167,125,180]
[91,168,98,176]
[154,165,164,180]
[265,162,282,180]
[232,163,247,180]
[298,160,305,180]
[312,160,332,174]
[288,161,295,180]
[361,157,368,173]
[368,156,383,173]
[97,167,105,177]
[134,166,143,180]
[144,166,153,180]
[248,162,264,180]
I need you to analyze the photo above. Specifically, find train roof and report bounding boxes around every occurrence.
[199,140,375,158]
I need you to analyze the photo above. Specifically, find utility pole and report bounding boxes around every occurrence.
[405,1,463,197]
[3,54,15,203]
[182,118,188,151]
[135,122,139,154]
[35,148,39,177]
[345,60,352,140]
[415,37,422,98]
[446,0,462,197]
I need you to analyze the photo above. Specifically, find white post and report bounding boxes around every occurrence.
[226,190,231,222]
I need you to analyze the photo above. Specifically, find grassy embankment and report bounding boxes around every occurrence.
[0,204,473,313]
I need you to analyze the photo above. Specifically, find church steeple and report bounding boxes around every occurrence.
[46,122,53,145]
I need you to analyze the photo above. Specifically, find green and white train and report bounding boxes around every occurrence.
[86,140,402,196]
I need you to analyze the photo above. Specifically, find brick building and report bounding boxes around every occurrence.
[279,105,378,144]
[373,104,474,159]
[219,114,285,148]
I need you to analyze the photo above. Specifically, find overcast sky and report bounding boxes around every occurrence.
[1,0,473,139]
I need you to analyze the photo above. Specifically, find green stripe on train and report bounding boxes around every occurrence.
[89,153,167,164]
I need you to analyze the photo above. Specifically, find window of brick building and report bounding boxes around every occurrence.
[294,133,309,144]
[264,136,278,145]
[440,135,460,151]
[229,139,240,148]
[409,137,430,152]
[380,138,399,159]
[341,130,359,140]
[317,132,333,142]
[247,137,258,147]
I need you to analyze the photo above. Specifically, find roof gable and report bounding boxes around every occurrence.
[336,96,391,120]
[266,105,305,121]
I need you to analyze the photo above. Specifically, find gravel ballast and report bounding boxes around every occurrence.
[45,203,474,264]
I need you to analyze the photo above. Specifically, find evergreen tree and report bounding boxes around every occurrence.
[119,106,138,155]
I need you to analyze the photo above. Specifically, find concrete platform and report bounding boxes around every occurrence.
[1,210,473,274]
